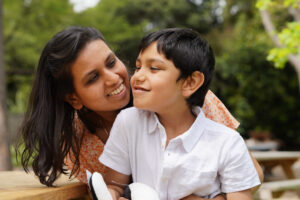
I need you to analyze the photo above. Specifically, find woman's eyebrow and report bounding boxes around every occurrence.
[82,69,97,84]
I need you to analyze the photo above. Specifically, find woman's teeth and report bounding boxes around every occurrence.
[109,84,124,96]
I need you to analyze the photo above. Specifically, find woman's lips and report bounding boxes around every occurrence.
[107,84,125,96]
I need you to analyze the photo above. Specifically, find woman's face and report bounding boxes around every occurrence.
[67,39,130,117]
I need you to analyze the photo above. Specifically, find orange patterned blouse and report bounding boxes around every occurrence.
[65,90,239,184]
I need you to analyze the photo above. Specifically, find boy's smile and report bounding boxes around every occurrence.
[131,42,187,114]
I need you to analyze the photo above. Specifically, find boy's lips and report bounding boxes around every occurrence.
[133,85,150,92]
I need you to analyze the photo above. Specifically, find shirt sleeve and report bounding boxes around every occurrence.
[99,112,131,175]
[219,133,261,193]
[202,90,240,130]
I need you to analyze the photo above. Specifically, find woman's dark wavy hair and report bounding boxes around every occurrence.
[139,28,215,107]
[17,26,106,186]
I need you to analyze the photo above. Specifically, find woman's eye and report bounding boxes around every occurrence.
[107,58,116,68]
[87,74,98,84]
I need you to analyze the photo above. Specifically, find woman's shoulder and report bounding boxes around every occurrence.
[202,90,240,130]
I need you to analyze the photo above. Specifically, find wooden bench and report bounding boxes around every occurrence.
[0,171,88,200]
[256,179,300,199]
[252,151,300,179]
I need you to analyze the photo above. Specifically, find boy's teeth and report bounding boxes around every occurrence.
[110,84,124,95]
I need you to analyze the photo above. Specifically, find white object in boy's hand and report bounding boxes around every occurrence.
[87,171,113,200]
[88,171,159,200]
[125,182,160,200]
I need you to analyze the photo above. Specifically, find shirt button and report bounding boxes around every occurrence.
[168,153,170,156]
[162,178,166,182]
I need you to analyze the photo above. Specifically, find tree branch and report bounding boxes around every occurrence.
[259,9,300,90]
[259,10,281,47]
[288,7,300,22]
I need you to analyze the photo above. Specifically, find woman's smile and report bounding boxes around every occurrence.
[107,83,125,96]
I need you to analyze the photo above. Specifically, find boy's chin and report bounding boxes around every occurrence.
[133,102,151,111]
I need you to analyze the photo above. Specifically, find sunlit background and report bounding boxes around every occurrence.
[0,0,299,199]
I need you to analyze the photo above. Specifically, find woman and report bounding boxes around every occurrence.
[18,26,262,198]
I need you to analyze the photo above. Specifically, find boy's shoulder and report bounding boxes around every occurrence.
[201,114,239,138]
[118,107,154,124]
[119,107,151,117]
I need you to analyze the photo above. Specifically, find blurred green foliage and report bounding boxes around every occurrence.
[256,0,300,68]
[3,0,300,151]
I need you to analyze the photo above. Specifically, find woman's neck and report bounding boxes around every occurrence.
[97,110,120,130]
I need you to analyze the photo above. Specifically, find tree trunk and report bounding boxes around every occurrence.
[0,0,12,170]
[288,55,300,90]
[259,9,300,90]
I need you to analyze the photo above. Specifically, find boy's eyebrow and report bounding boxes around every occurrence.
[136,57,165,64]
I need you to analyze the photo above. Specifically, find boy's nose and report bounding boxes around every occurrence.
[133,68,146,82]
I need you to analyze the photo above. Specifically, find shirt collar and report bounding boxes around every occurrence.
[147,106,206,152]
[147,111,160,134]
[178,106,206,152]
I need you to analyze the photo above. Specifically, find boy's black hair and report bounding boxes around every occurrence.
[139,28,215,107]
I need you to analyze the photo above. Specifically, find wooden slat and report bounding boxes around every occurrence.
[252,151,300,161]
[260,179,300,192]
[0,171,88,200]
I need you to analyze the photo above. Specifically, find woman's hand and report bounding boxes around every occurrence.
[181,194,226,200]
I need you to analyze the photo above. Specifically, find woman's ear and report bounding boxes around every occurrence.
[65,93,83,110]
[181,71,204,98]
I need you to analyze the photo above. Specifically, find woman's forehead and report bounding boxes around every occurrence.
[71,40,112,78]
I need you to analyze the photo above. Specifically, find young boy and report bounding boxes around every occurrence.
[99,28,260,200]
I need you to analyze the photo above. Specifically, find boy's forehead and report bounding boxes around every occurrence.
[137,42,166,61]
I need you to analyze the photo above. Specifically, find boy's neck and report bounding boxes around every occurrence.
[156,104,196,145]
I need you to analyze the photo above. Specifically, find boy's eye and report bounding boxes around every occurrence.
[135,66,141,71]
[150,66,160,71]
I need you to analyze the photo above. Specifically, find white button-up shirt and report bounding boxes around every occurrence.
[100,107,260,200]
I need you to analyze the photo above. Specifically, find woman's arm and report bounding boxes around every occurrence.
[249,151,264,192]
[226,189,252,200]
[181,189,252,200]
[104,167,131,200]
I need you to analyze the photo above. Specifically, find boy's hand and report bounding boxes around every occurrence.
[108,187,122,200]
[181,194,226,200]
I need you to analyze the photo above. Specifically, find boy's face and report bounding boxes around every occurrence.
[131,42,186,113]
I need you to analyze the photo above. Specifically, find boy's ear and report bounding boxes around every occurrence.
[64,93,83,110]
[181,71,204,98]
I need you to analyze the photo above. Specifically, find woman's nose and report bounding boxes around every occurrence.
[104,70,119,86]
